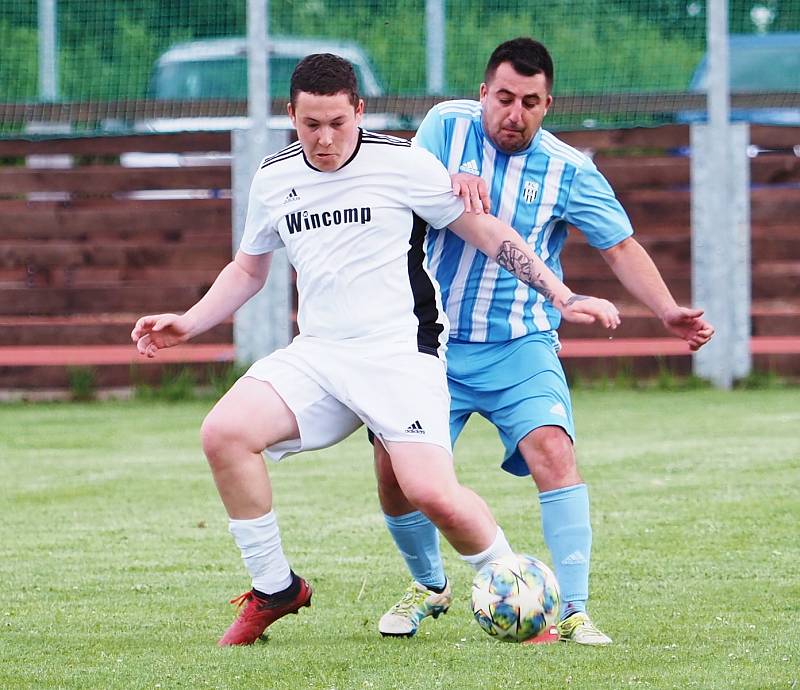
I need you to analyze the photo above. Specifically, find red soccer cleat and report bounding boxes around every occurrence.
[521,624,560,645]
[217,573,312,646]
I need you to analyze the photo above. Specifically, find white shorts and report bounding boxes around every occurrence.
[244,336,452,460]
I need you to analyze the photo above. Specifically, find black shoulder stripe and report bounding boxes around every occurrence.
[260,144,302,169]
[263,140,302,160]
[362,130,409,140]
[361,137,412,148]
[362,133,411,144]
[260,143,303,169]
[361,131,411,147]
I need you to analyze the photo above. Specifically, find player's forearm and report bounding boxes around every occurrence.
[600,237,677,320]
[448,212,574,308]
[181,253,270,338]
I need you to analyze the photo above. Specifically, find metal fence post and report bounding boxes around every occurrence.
[232,0,292,366]
[232,129,292,367]
[690,0,751,388]
[426,0,446,94]
[729,123,752,381]
[38,0,58,101]
[691,123,751,388]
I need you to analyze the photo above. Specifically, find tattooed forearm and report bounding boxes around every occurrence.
[496,240,558,303]
[564,294,590,306]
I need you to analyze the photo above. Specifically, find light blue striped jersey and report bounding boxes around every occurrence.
[414,99,633,342]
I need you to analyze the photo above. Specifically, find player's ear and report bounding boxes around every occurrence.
[479,82,488,103]
[355,98,364,119]
[287,102,296,126]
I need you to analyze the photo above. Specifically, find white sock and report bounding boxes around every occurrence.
[461,526,515,572]
[228,511,293,595]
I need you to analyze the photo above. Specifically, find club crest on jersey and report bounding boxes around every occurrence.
[523,180,539,204]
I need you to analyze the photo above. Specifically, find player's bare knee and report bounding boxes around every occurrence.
[431,506,463,534]
[200,411,243,465]
[521,426,578,486]
[405,488,460,530]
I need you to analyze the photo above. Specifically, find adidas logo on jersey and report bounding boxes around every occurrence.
[283,188,300,204]
[459,159,480,175]
[549,402,567,418]
[405,420,425,434]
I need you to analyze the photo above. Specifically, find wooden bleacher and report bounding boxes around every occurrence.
[0,126,798,394]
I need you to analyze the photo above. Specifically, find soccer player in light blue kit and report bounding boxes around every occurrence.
[374,37,715,644]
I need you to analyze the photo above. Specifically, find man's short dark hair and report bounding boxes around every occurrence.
[290,53,360,107]
[484,38,554,90]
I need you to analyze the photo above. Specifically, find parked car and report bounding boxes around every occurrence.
[136,35,399,133]
[677,32,800,125]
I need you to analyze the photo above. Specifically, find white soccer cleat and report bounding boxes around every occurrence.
[379,580,452,637]
[557,612,613,645]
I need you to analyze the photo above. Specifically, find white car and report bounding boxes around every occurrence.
[135,35,399,134]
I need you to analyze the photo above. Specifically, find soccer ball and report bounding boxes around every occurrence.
[471,553,560,642]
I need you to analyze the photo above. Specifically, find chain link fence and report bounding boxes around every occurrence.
[2,0,799,136]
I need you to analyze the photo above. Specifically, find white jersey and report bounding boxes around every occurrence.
[240,129,464,357]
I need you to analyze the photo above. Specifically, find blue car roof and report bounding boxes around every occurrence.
[727,32,800,48]
[689,32,800,91]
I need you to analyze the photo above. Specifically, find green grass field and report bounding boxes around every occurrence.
[1,389,798,690]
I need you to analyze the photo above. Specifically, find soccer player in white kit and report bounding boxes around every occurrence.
[131,53,620,646]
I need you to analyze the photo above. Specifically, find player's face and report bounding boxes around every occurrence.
[480,62,552,154]
[289,91,364,172]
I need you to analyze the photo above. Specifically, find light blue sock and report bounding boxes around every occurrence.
[383,511,447,591]
[539,483,591,620]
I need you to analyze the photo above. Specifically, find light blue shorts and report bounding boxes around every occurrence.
[446,331,574,477]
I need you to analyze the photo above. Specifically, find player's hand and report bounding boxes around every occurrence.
[660,306,715,351]
[451,172,491,214]
[131,313,191,358]
[557,294,621,329]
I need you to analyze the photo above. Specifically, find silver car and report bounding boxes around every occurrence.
[137,35,398,133]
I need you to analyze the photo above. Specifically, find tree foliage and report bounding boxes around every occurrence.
[1,0,799,101]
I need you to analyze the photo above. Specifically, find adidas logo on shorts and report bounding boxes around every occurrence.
[405,420,425,434]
